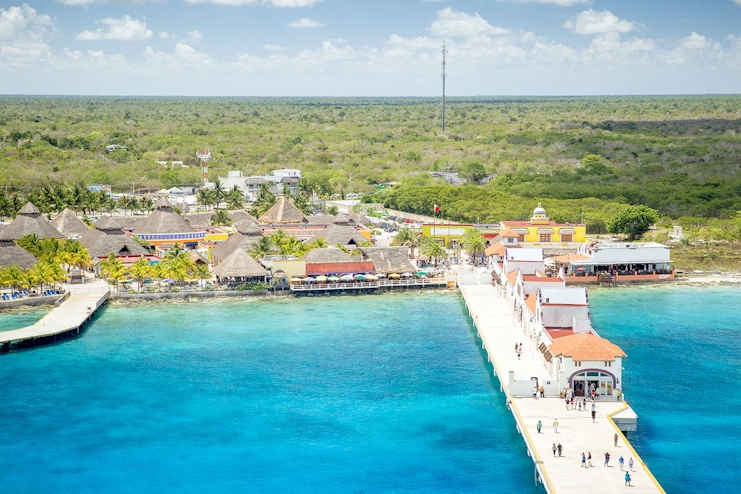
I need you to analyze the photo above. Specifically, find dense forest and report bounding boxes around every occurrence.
[2,95,741,223]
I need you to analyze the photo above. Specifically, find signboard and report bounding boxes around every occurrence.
[87,184,112,195]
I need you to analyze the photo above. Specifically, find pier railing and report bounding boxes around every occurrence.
[290,278,447,291]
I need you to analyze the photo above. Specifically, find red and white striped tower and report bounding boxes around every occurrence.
[196,149,211,184]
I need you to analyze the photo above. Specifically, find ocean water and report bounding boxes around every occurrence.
[0,307,48,332]
[0,293,538,493]
[589,285,741,494]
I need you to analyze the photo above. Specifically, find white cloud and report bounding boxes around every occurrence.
[430,8,509,38]
[158,31,169,39]
[263,43,289,51]
[564,9,635,35]
[733,0,741,5]
[58,0,164,5]
[680,32,709,50]
[143,42,212,67]
[188,30,203,41]
[183,0,320,5]
[75,15,153,41]
[497,0,590,6]
[0,4,52,39]
[288,17,324,28]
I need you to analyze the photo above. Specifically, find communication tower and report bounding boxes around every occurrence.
[196,149,211,184]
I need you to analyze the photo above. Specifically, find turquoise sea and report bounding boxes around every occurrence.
[589,285,741,494]
[0,307,48,332]
[0,293,537,493]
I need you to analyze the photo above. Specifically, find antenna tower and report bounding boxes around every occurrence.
[441,41,447,132]
[196,149,211,185]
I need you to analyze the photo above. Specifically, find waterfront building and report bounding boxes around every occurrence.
[493,247,545,277]
[135,198,204,248]
[420,223,499,248]
[500,203,586,245]
[302,248,374,276]
[50,208,90,238]
[212,249,269,284]
[0,238,38,269]
[484,228,521,261]
[308,224,370,247]
[554,241,675,283]
[1,202,64,241]
[210,221,266,267]
[80,217,150,260]
[258,197,308,225]
[359,246,416,275]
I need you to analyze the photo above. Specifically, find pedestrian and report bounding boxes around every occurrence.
[540,385,545,398]
[570,396,574,408]
[537,420,542,434]
[625,471,632,486]
[578,400,582,411]
[614,433,619,447]
[604,452,610,467]
[587,452,593,467]
[591,389,596,401]
[557,443,562,457]
[581,452,586,467]
[591,409,596,422]
[553,419,558,433]
[515,343,518,353]
[533,385,538,399]
[552,443,557,457]
[517,348,521,360]
[592,402,596,412]
[596,387,601,400]
[565,397,570,409]
[616,388,622,401]
[619,456,624,470]
[628,457,634,471]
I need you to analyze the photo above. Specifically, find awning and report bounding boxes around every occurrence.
[512,228,529,234]
[537,228,554,234]
[559,228,575,234]
[570,260,675,266]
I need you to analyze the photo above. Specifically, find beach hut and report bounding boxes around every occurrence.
[210,220,266,267]
[212,249,269,284]
[359,246,416,275]
[135,197,200,248]
[50,208,90,238]
[0,238,38,269]
[307,224,369,248]
[258,197,308,225]
[1,202,64,240]
[80,217,149,260]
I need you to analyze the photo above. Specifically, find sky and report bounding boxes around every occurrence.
[1,0,741,96]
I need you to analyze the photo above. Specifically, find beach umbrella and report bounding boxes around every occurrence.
[315,275,328,282]
[355,274,366,280]
[575,266,586,271]
[401,272,413,277]
[366,275,378,281]
[303,277,316,282]
[142,280,154,284]
[340,274,354,281]
[291,277,304,282]
[416,272,427,277]
[388,273,401,279]
[376,273,387,278]
[328,275,340,281]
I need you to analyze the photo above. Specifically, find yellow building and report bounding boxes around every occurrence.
[420,223,499,248]
[500,203,586,244]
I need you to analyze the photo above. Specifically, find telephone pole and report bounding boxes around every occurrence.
[441,41,447,132]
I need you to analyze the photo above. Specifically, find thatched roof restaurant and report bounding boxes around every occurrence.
[134,197,204,247]
[50,208,90,238]
[360,246,416,274]
[308,224,369,247]
[212,249,268,282]
[210,220,266,266]
[1,202,64,241]
[258,197,307,225]
[302,247,374,276]
[0,239,38,269]
[80,219,149,259]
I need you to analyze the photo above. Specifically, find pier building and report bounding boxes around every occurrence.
[554,242,675,283]
[500,203,586,245]
[135,198,204,248]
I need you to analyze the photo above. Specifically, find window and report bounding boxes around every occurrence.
[517,234,526,242]
[539,234,551,242]
[561,234,573,242]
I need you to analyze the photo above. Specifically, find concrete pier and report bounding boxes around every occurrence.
[0,280,110,352]
[458,278,665,493]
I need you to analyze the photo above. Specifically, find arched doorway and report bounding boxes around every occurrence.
[569,369,616,397]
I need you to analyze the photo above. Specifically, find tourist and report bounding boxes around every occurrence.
[514,343,518,354]
[591,409,596,422]
[578,400,582,411]
[517,348,521,360]
[619,456,625,470]
[581,452,586,467]
[565,397,570,409]
[532,385,538,399]
[614,433,619,447]
[625,472,632,486]
[628,457,634,471]
[557,443,562,457]
[596,387,601,400]
[553,419,558,433]
[539,385,545,398]
[537,420,542,434]
[587,452,593,467]
[617,389,622,401]
[552,444,557,457]
[604,452,611,466]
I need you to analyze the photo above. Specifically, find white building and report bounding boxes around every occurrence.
[558,241,674,281]
[214,169,301,199]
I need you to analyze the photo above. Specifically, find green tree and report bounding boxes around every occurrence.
[250,236,275,259]
[461,228,486,265]
[193,264,212,288]
[419,238,446,267]
[462,161,487,183]
[607,206,659,241]
[99,253,127,289]
[226,186,245,210]
[130,257,152,292]
[391,228,420,258]
[211,209,233,226]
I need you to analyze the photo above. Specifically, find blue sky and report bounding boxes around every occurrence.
[1,0,741,95]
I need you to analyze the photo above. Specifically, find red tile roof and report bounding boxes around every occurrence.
[523,275,563,282]
[525,293,537,316]
[506,271,518,287]
[548,333,627,361]
[546,329,576,339]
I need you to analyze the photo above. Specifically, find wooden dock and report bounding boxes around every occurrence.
[457,274,665,494]
[290,277,452,294]
[0,280,110,352]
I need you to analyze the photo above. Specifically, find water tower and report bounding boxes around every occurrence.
[196,149,211,185]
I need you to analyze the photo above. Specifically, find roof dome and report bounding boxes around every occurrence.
[533,202,546,216]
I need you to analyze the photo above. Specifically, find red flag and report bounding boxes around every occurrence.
[434,204,440,214]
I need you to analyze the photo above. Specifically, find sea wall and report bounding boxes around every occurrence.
[0,294,63,310]
[109,290,287,301]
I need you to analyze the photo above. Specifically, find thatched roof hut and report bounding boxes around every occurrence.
[302,247,353,264]
[0,239,38,269]
[183,209,258,229]
[189,250,209,266]
[136,197,195,234]
[309,224,368,247]
[1,202,64,240]
[258,197,307,225]
[51,208,90,238]
[80,223,149,259]
[212,249,268,281]
[210,220,265,266]
[360,246,416,274]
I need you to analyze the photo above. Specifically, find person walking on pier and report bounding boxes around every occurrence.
[532,385,538,399]
[604,452,611,467]
[537,420,542,434]
[591,409,596,422]
[539,385,545,398]
[625,472,632,486]
[619,456,625,470]
[552,444,557,457]
[628,457,634,471]
[553,419,558,433]
[557,443,563,457]
[581,452,586,467]
[517,347,521,359]
[587,452,593,467]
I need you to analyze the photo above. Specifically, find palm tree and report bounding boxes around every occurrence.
[17,234,41,257]
[193,264,211,289]
[298,177,314,199]
[150,262,168,291]
[420,238,447,267]
[140,197,155,214]
[308,238,328,249]
[213,180,226,210]
[197,189,214,211]
[211,209,232,226]
[226,186,245,210]
[99,253,127,289]
[269,229,289,250]
[392,228,420,259]
[130,257,151,292]
[462,229,487,265]
[252,184,277,217]
[250,237,274,259]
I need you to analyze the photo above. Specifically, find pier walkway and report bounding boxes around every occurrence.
[0,280,110,351]
[458,278,664,494]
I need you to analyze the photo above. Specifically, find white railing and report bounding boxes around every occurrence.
[290,278,447,291]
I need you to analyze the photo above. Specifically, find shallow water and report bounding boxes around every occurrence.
[0,307,48,332]
[0,293,537,493]
[589,285,741,494]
